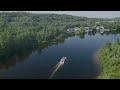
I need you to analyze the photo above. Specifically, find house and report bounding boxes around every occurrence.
[66,28,70,31]
[66,27,80,32]
[95,26,105,31]
[100,29,110,33]
[74,27,80,31]
[67,28,74,32]
[96,22,100,24]
[96,27,100,30]
[85,30,90,33]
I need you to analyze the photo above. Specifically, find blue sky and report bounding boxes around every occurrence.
[1,11,120,18]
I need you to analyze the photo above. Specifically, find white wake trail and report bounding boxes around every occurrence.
[49,57,67,79]
[49,63,64,79]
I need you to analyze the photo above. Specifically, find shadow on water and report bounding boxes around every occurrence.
[92,52,102,79]
[77,30,120,39]
[0,37,66,70]
[0,46,37,70]
[0,30,120,78]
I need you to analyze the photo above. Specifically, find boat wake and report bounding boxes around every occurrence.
[49,56,67,79]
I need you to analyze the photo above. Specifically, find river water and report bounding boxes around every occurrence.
[0,32,120,79]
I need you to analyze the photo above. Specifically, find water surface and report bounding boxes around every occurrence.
[0,32,120,79]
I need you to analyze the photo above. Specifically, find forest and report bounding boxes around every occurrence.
[0,12,120,60]
[0,12,90,58]
[97,39,120,79]
[1,12,120,79]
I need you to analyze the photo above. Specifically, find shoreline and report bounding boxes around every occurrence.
[92,50,102,79]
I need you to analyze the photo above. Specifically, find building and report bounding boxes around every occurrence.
[74,27,80,31]
[96,22,100,24]
[96,27,100,30]
[85,30,90,33]
[66,27,80,32]
[100,29,110,33]
[67,28,74,32]
[96,26,104,31]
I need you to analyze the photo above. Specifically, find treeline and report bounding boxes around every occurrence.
[97,39,120,79]
[0,12,120,59]
[1,12,94,58]
[97,21,120,30]
[0,12,76,58]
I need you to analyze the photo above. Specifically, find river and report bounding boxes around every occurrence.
[0,32,120,79]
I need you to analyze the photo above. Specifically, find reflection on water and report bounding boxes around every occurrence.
[78,30,120,39]
[0,48,36,70]
[0,38,66,70]
[0,31,120,79]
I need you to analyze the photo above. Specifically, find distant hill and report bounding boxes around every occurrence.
[110,17,120,21]
[0,12,109,23]
[0,12,89,23]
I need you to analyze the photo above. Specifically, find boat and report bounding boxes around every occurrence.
[49,56,67,79]
[53,56,67,69]
[101,31,104,33]
[60,56,67,63]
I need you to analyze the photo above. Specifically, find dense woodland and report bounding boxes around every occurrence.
[0,12,103,58]
[97,39,120,79]
[0,12,120,61]
[0,12,79,58]
[1,12,120,78]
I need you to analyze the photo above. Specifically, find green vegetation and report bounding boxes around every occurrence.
[97,39,120,79]
[75,27,85,34]
[0,12,73,58]
[0,12,94,58]
[0,11,120,60]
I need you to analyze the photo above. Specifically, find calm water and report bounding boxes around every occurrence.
[0,32,120,79]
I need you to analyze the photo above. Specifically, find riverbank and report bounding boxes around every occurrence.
[93,51,101,79]
[96,39,120,79]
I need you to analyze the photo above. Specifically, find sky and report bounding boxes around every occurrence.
[26,11,120,18]
[1,11,120,18]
